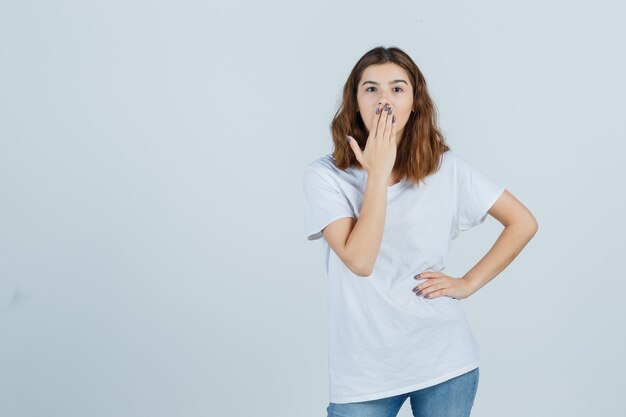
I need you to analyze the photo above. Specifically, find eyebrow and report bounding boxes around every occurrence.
[361,79,409,87]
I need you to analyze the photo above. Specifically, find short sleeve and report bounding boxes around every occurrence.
[452,153,506,239]
[302,166,355,241]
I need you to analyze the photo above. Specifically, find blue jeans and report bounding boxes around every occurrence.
[326,368,479,417]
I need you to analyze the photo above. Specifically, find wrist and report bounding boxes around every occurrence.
[366,172,388,187]
[461,275,479,295]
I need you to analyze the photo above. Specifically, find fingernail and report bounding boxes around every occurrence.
[392,115,396,123]
[376,108,380,115]
[414,274,420,279]
[345,135,351,143]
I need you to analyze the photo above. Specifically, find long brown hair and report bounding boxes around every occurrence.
[330,46,450,187]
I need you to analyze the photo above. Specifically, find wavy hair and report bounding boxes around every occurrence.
[330,46,450,187]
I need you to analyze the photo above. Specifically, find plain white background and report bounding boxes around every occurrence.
[1,1,624,416]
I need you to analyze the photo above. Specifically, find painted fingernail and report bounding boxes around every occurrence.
[392,115,396,123]
[388,107,392,114]
[376,107,381,115]
[414,274,421,279]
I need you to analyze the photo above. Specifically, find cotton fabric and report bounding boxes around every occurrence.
[302,149,505,404]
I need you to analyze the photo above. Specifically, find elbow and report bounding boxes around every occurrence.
[528,214,539,237]
[353,268,373,278]
[343,252,373,277]
[348,259,374,278]
[509,214,538,239]
[342,244,376,277]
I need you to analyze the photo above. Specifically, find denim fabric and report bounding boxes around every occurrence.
[326,367,479,417]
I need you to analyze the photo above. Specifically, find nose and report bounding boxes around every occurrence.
[378,101,393,111]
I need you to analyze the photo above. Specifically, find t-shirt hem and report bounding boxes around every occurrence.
[329,361,480,404]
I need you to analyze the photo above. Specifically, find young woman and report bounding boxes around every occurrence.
[302,46,538,417]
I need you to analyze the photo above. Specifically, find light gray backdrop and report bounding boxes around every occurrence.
[1,1,624,416]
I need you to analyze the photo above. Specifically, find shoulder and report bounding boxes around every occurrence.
[429,150,482,185]
[429,149,457,176]
[440,149,475,172]
[302,153,362,194]
[304,153,335,173]
[302,154,336,188]
[441,149,460,165]
[303,153,346,183]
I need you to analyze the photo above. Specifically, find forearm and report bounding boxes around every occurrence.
[345,173,388,276]
[463,220,538,294]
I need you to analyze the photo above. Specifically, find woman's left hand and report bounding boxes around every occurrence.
[412,272,475,300]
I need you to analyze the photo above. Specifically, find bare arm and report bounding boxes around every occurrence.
[323,173,388,277]
[324,102,397,277]
[462,189,539,294]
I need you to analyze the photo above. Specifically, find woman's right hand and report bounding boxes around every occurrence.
[346,103,398,178]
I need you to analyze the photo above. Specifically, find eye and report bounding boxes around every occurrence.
[365,87,404,93]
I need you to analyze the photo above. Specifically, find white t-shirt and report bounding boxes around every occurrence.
[301,149,506,404]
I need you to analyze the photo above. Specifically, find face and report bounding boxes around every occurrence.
[356,63,414,144]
